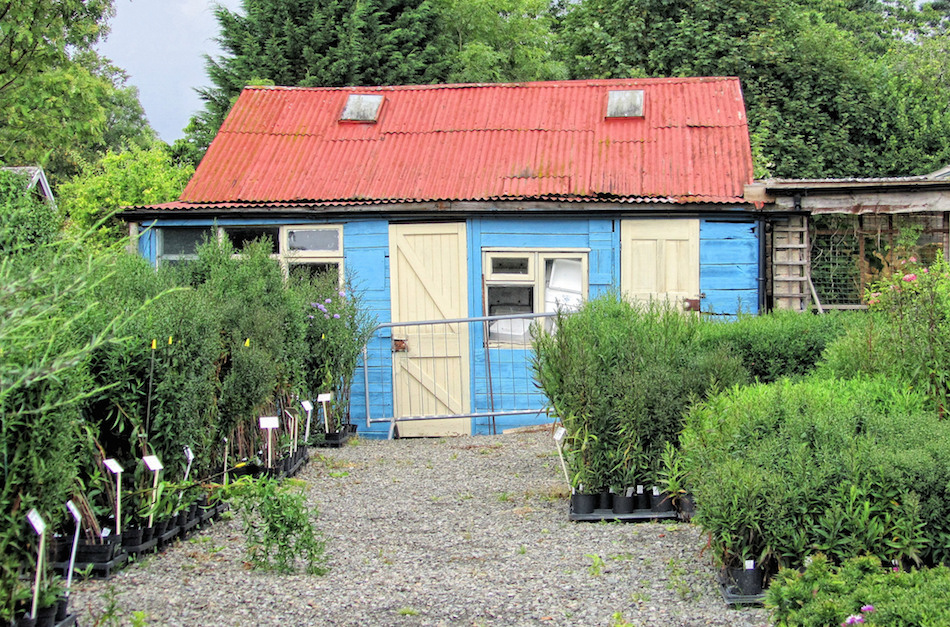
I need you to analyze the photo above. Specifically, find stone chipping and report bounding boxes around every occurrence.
[71,429,769,626]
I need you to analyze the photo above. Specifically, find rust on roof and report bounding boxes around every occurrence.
[177,78,754,208]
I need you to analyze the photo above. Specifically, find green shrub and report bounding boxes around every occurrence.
[699,309,856,383]
[227,476,328,575]
[681,376,950,571]
[533,293,746,491]
[767,554,950,627]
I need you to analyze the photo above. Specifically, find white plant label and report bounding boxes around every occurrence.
[259,415,279,430]
[553,427,566,444]
[66,500,81,522]
[317,393,332,402]
[626,487,635,497]
[101,528,111,538]
[183,446,194,463]
[143,455,163,471]
[652,486,660,496]
[27,509,46,535]
[636,485,644,495]
[103,458,123,474]
[745,560,756,570]
[301,400,313,412]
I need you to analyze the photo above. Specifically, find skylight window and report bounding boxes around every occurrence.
[341,94,384,122]
[606,90,644,118]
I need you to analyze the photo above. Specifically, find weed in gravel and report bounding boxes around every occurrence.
[90,585,147,627]
[665,558,695,601]
[397,607,419,616]
[631,589,651,604]
[610,612,634,627]
[518,545,527,555]
[497,491,512,502]
[610,552,636,561]
[587,554,605,576]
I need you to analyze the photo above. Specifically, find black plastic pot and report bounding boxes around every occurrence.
[35,603,56,627]
[598,491,613,510]
[121,528,143,548]
[55,596,69,622]
[15,613,36,627]
[612,494,636,514]
[76,539,116,563]
[650,490,674,513]
[725,564,765,596]
[571,492,598,514]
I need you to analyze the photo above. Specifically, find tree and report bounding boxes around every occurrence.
[0,0,114,93]
[58,143,194,249]
[176,0,453,165]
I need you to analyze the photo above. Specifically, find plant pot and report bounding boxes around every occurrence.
[153,518,169,538]
[650,490,673,513]
[35,603,56,627]
[15,613,36,627]
[49,535,70,563]
[55,596,69,622]
[121,528,143,548]
[676,493,696,521]
[76,539,116,563]
[570,492,598,515]
[612,494,636,515]
[636,490,650,510]
[598,491,613,510]
[345,423,358,434]
[725,564,765,596]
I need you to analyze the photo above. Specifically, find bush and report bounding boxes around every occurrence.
[681,376,950,572]
[533,293,746,491]
[699,309,856,383]
[767,554,950,627]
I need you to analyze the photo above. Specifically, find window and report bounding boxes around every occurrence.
[155,224,344,279]
[156,227,214,266]
[483,250,587,342]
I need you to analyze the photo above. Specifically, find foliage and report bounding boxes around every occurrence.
[533,292,746,491]
[227,476,328,574]
[680,376,950,572]
[698,310,856,383]
[767,554,950,627]
[58,143,194,249]
[0,170,60,254]
[821,252,950,417]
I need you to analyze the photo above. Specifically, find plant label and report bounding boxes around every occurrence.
[101,528,111,538]
[553,426,566,444]
[745,560,756,570]
[143,455,163,471]
[626,487,635,497]
[317,393,332,402]
[66,500,81,522]
[259,416,279,430]
[652,486,660,496]
[27,509,45,535]
[103,458,123,474]
[183,446,195,463]
[636,485,644,495]
[301,400,313,412]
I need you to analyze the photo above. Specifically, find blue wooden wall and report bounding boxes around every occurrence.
[136,214,760,439]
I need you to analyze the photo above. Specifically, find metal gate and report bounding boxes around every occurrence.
[359,312,557,438]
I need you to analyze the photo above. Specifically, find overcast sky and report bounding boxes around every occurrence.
[96,0,243,143]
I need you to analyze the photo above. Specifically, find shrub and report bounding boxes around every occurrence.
[681,376,950,572]
[767,554,950,627]
[533,293,746,491]
[699,309,856,383]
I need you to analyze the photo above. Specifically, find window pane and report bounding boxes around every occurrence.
[491,256,529,275]
[162,227,212,256]
[545,258,583,312]
[288,228,340,252]
[223,227,278,252]
[289,262,339,283]
[487,285,533,316]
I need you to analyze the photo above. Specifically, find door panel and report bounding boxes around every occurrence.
[389,223,470,436]
[621,219,700,307]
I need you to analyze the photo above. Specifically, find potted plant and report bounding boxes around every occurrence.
[656,442,691,518]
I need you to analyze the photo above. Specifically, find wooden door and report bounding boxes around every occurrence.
[389,223,470,436]
[620,219,700,308]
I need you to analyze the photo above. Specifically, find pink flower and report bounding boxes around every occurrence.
[861,605,875,613]
[909,256,918,263]
[843,615,864,625]
[902,273,917,282]
[923,267,929,274]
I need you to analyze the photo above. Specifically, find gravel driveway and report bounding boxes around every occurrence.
[71,429,769,626]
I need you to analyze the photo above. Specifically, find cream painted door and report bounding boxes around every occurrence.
[389,223,470,437]
[620,219,700,308]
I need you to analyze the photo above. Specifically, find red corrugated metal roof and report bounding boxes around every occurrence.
[178,78,754,206]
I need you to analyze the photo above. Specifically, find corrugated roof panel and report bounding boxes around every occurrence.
[179,78,753,206]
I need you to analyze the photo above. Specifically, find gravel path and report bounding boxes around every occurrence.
[71,429,769,626]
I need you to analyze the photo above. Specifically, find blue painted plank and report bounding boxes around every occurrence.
[703,289,759,315]
[700,239,758,264]
[701,220,757,239]
[701,265,758,289]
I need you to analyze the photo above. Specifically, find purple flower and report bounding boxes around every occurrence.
[861,605,875,613]
[325,298,332,304]
[843,615,864,625]
[324,314,330,319]
[308,315,314,319]
[310,302,319,308]
[338,290,346,298]
[317,304,327,313]
[333,314,340,319]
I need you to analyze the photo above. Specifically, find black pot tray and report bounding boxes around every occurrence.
[569,507,679,522]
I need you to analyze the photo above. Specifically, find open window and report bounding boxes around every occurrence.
[156,226,215,266]
[483,250,587,342]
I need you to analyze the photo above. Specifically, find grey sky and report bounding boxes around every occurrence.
[96,0,243,143]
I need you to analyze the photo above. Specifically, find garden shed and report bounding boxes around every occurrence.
[123,77,764,438]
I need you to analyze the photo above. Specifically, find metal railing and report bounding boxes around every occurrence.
[357,312,558,438]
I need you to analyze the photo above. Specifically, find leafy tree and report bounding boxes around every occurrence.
[58,143,194,249]
[0,0,114,93]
